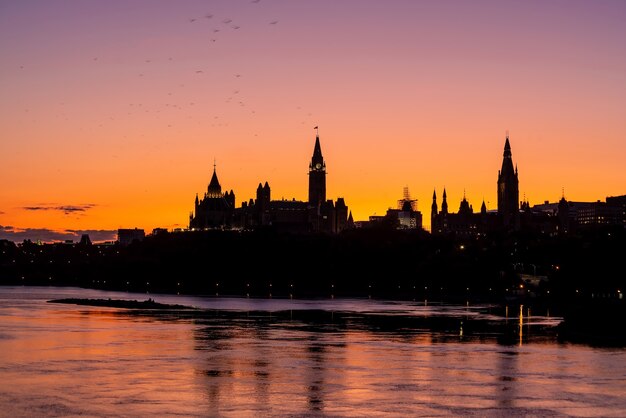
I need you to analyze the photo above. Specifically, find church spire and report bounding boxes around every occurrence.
[441,187,448,214]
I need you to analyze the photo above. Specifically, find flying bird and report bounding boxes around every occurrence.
[205,14,213,19]
[189,18,196,23]
[223,19,232,24]
[270,20,278,25]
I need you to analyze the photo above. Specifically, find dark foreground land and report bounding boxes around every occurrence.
[49,297,197,310]
[3,226,625,344]
[2,226,624,303]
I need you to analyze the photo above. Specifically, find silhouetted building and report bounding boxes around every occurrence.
[191,132,350,233]
[497,134,520,230]
[118,228,145,246]
[79,234,92,246]
[366,187,423,230]
[308,135,326,207]
[189,164,235,230]
[530,195,626,232]
[431,189,496,236]
[431,135,518,236]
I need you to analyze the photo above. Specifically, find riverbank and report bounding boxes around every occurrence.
[48,297,197,310]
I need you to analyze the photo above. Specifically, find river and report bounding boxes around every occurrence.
[0,286,624,417]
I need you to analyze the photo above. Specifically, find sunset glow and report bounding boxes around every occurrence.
[1,1,625,240]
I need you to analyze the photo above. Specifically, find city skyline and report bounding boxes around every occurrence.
[1,1,625,241]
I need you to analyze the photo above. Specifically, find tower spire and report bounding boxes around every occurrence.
[308,131,326,206]
[497,133,520,229]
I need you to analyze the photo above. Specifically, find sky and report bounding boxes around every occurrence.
[1,0,625,241]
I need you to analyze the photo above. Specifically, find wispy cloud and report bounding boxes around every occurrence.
[0,225,116,243]
[22,204,96,215]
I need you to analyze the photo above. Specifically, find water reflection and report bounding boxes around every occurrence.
[0,287,625,417]
[495,349,519,409]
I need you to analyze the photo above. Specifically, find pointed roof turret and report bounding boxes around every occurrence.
[503,135,512,158]
[207,166,222,197]
[441,187,448,214]
[347,210,354,228]
[481,199,487,214]
[431,188,438,215]
[500,134,515,179]
[310,134,324,168]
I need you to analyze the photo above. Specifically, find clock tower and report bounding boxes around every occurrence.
[308,133,326,207]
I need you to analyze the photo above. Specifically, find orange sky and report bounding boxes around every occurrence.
[1,1,625,240]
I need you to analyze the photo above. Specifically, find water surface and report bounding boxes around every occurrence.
[1,286,624,417]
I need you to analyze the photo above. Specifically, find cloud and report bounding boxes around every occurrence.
[22,204,96,215]
[0,226,116,243]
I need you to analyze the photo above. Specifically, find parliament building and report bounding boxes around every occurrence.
[189,133,353,233]
[431,134,625,236]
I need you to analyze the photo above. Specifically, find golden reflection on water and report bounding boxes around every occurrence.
[0,288,625,417]
[519,304,524,346]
